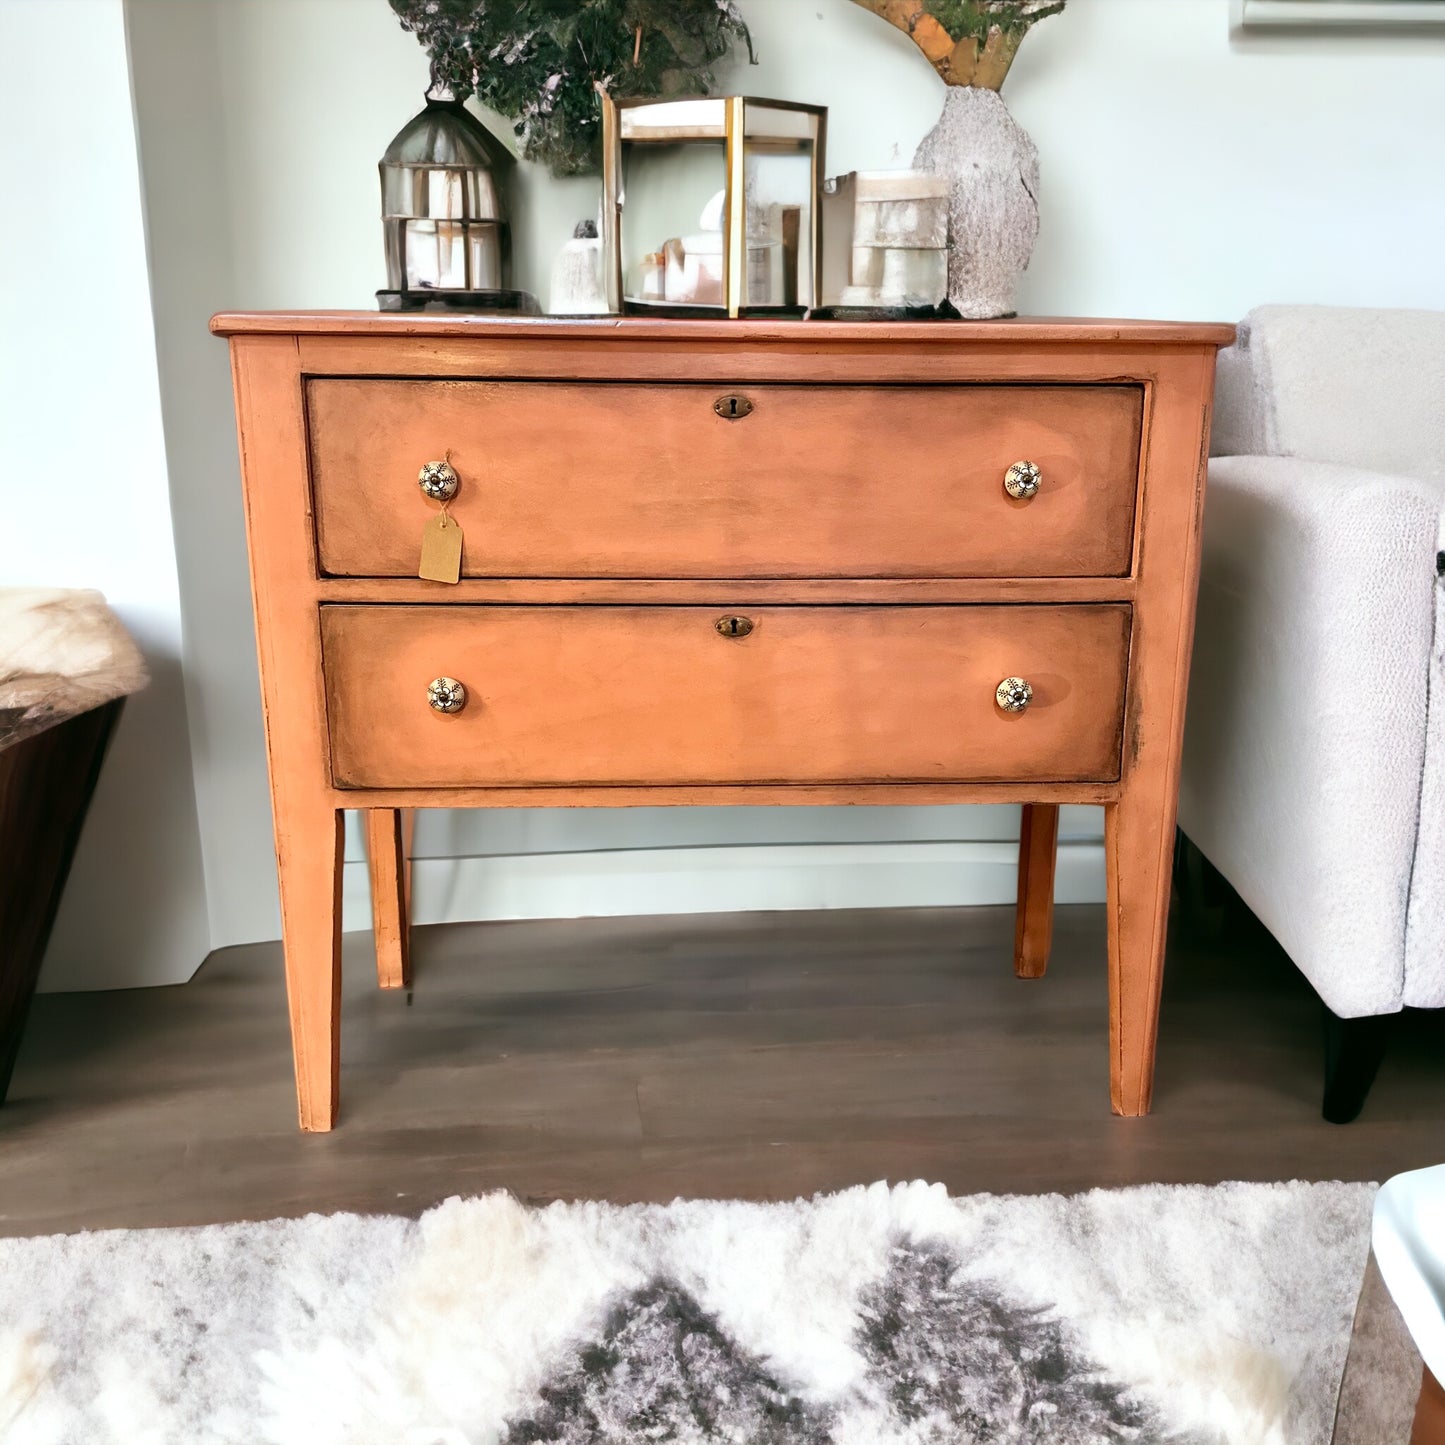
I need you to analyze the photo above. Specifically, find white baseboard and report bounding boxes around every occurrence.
[340,840,1106,930]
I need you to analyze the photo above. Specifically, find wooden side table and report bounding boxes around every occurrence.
[213,313,1234,1131]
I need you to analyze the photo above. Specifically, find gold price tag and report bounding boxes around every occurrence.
[419,511,463,584]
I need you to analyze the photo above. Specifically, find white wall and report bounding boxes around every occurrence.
[125,0,281,951]
[0,0,211,990]
[174,0,1445,314]
[38,0,1445,983]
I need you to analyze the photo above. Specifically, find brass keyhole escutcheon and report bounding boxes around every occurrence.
[715,614,755,639]
[713,394,753,421]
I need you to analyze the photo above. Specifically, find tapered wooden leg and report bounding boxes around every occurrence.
[276,803,343,1131]
[364,809,411,989]
[1100,345,1213,1115]
[1104,790,1175,1117]
[1014,803,1059,979]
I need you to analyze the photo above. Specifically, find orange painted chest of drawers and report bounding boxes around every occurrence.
[213,312,1234,1131]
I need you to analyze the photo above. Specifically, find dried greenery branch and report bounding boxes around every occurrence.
[390,0,754,177]
[925,0,1065,40]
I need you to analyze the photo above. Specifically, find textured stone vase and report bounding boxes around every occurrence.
[913,86,1040,320]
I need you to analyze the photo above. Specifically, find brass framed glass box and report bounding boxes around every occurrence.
[599,92,826,318]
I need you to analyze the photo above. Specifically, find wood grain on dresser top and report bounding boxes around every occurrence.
[214,312,1235,1130]
[211,313,1236,343]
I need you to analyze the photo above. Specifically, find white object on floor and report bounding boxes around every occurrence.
[0,1179,1381,1445]
[0,586,147,751]
[1374,1164,1445,1381]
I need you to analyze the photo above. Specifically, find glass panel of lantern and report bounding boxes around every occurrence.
[740,102,823,311]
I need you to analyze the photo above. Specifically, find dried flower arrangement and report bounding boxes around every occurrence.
[852,0,1063,90]
[389,0,754,177]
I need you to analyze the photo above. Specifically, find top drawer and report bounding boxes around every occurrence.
[306,380,1143,580]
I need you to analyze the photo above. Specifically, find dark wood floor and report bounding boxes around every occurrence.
[2,901,1443,1238]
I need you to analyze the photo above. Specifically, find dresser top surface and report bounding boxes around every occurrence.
[210,311,1236,347]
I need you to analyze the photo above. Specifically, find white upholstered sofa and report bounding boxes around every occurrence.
[1179,305,1445,1121]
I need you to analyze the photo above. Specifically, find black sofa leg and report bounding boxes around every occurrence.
[1322,1009,1395,1124]
[1173,829,1232,939]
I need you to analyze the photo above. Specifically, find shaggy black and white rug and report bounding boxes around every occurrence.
[0,1180,1414,1444]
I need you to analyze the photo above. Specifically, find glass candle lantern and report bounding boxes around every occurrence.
[378,93,515,310]
[599,93,826,318]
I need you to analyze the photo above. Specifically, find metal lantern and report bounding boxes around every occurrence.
[378,92,536,313]
[600,93,826,318]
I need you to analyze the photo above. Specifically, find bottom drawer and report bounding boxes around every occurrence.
[321,603,1130,789]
